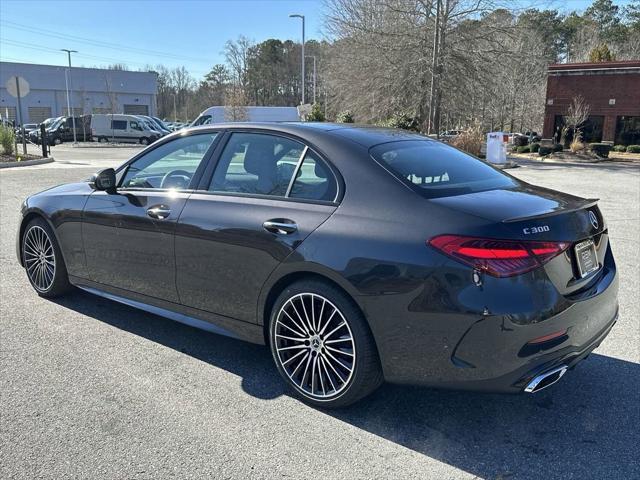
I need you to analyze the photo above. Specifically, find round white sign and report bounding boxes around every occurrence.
[6,76,30,98]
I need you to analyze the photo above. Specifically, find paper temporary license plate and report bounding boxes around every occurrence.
[574,239,599,278]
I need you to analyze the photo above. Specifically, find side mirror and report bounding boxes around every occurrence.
[92,168,117,191]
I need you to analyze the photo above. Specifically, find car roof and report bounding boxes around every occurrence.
[182,122,432,148]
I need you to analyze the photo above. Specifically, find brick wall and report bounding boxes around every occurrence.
[542,62,640,142]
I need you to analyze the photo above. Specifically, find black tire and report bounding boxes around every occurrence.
[140,137,149,145]
[22,217,72,298]
[269,279,383,408]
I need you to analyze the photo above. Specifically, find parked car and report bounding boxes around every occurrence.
[28,117,61,144]
[135,115,169,137]
[32,116,92,145]
[144,116,172,136]
[91,114,161,145]
[16,123,618,407]
[440,129,463,142]
[15,123,39,142]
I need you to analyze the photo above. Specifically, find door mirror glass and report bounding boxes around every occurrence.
[93,168,117,191]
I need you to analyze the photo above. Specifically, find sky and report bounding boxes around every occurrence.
[0,0,633,80]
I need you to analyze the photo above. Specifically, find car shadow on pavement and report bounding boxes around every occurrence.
[54,290,640,480]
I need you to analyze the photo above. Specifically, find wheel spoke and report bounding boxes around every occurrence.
[290,352,310,378]
[276,319,306,338]
[318,308,337,336]
[275,333,306,342]
[286,303,310,335]
[277,344,308,352]
[316,298,327,335]
[325,349,352,373]
[326,345,354,357]
[323,321,346,340]
[297,296,314,333]
[281,349,307,367]
[320,356,337,393]
[299,352,313,388]
[325,337,351,344]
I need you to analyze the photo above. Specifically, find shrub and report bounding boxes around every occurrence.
[539,146,553,156]
[612,145,627,152]
[570,139,586,153]
[626,145,640,153]
[529,142,540,152]
[449,124,483,156]
[305,102,325,122]
[553,143,563,152]
[335,110,354,123]
[379,112,420,132]
[588,143,612,158]
[516,145,530,153]
[0,124,15,155]
[513,135,528,147]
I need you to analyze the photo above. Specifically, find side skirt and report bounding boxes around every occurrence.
[69,276,265,345]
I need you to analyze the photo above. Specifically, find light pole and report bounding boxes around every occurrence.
[289,14,305,105]
[306,55,317,104]
[61,49,78,144]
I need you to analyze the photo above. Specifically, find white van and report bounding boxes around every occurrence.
[191,106,300,126]
[91,114,161,145]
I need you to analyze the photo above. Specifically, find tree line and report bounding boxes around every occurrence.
[137,0,638,133]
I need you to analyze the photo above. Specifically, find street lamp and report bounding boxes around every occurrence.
[306,55,317,104]
[61,49,78,144]
[289,14,305,105]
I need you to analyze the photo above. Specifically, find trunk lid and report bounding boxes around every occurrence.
[430,184,607,294]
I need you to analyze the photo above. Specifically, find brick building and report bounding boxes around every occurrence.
[542,60,640,145]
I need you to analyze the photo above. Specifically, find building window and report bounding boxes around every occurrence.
[615,116,640,146]
[124,104,149,115]
[553,115,604,144]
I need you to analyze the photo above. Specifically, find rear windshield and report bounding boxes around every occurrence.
[370,140,518,198]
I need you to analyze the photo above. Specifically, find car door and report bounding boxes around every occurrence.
[82,131,220,302]
[175,131,341,323]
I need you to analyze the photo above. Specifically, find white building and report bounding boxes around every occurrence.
[0,61,158,124]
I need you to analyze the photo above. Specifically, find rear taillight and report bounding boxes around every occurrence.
[429,235,570,277]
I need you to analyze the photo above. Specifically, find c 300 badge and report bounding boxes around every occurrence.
[523,225,550,234]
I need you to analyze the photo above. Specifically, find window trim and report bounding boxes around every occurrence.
[115,131,222,192]
[197,129,342,205]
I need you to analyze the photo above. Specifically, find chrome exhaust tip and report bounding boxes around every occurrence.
[524,365,568,393]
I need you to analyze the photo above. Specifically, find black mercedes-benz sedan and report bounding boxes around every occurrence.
[17,123,618,407]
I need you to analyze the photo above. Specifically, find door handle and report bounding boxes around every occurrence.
[147,205,171,219]
[263,220,298,235]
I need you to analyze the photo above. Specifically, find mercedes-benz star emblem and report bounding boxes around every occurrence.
[589,211,599,230]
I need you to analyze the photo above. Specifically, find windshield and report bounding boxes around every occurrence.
[48,118,64,130]
[192,115,212,126]
[370,140,518,198]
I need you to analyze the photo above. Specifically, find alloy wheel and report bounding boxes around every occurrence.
[23,225,56,292]
[274,293,356,400]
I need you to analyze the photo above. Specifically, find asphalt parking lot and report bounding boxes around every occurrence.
[1,148,639,479]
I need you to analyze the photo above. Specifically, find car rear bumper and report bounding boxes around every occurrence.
[363,252,619,393]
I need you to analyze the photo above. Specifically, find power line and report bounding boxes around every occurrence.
[1,19,215,65]
[1,38,209,77]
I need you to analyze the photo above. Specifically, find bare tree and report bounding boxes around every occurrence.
[224,86,249,121]
[563,95,591,144]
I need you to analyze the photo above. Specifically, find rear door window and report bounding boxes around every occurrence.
[209,132,303,197]
[370,140,518,198]
[289,150,338,202]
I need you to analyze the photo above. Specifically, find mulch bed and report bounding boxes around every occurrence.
[0,153,44,163]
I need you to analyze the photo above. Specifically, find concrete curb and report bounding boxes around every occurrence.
[0,157,55,169]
